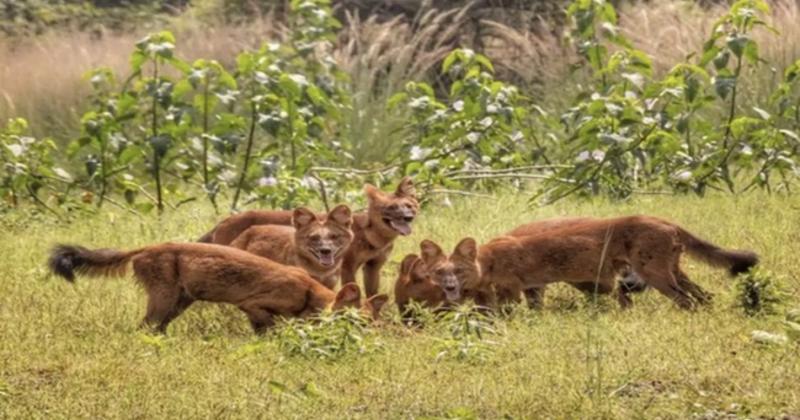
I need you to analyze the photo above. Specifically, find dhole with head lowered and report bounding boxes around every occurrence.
[505,217,648,308]
[48,242,388,334]
[198,177,419,297]
[447,216,758,310]
[394,253,454,315]
[229,205,354,289]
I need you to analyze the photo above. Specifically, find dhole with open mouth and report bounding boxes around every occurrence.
[229,205,354,289]
[47,242,388,334]
[198,177,419,297]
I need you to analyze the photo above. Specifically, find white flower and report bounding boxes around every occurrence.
[466,132,480,144]
[591,150,606,161]
[410,146,431,161]
[453,100,464,112]
[258,176,278,187]
[673,170,692,182]
[486,104,498,114]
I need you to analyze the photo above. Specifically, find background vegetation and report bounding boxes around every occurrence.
[2,0,799,215]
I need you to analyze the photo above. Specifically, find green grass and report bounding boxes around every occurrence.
[1,192,799,418]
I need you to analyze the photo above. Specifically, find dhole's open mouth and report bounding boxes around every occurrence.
[313,249,336,267]
[443,285,460,301]
[384,217,413,236]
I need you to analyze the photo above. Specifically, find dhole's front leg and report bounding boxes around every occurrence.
[363,254,387,297]
[340,255,358,285]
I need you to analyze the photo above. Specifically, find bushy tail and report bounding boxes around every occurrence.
[676,227,759,275]
[48,244,144,282]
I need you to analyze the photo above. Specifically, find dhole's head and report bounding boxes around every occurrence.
[330,283,389,321]
[394,254,447,313]
[364,176,419,236]
[293,205,354,270]
[419,238,480,302]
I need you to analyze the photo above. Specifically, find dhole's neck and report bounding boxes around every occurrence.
[358,214,397,249]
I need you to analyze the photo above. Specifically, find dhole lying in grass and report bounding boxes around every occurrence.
[198,177,419,297]
[439,216,758,309]
[505,217,647,308]
[48,242,388,334]
[229,205,354,289]
[394,253,460,315]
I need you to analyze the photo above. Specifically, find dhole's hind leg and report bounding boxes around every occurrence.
[141,286,187,333]
[676,269,713,305]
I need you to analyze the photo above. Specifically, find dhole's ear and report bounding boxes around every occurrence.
[454,237,478,261]
[395,176,416,199]
[364,294,389,320]
[292,207,317,229]
[334,283,361,308]
[327,204,352,229]
[420,239,444,264]
[400,254,420,275]
[410,258,428,283]
[364,183,384,203]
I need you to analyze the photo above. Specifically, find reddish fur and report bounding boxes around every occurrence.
[394,254,447,314]
[453,215,758,310]
[229,205,354,289]
[198,177,419,296]
[48,242,386,334]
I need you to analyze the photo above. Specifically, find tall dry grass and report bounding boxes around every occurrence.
[0,21,282,138]
[2,0,799,143]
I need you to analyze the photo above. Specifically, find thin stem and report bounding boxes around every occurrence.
[97,133,107,208]
[231,100,258,211]
[201,75,210,188]
[152,58,164,213]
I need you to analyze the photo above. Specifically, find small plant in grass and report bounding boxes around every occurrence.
[434,303,499,363]
[733,268,787,316]
[273,308,381,361]
[1,118,73,213]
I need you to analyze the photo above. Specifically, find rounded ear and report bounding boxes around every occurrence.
[410,258,428,283]
[364,184,383,203]
[420,239,444,264]
[454,237,478,261]
[334,283,361,307]
[292,207,317,229]
[400,253,420,275]
[395,176,416,198]
[327,204,352,228]
[364,294,389,320]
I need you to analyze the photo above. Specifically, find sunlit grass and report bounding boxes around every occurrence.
[1,191,798,418]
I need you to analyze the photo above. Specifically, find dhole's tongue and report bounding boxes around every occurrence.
[389,220,412,236]
[319,253,335,267]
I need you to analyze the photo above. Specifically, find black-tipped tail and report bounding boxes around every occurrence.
[47,244,139,282]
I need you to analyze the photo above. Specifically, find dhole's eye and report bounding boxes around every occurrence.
[329,234,340,241]
[310,234,321,241]
[387,204,399,211]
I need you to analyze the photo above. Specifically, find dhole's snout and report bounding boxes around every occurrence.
[439,273,461,301]
[312,242,337,267]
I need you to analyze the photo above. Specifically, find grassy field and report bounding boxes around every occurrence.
[1,192,799,418]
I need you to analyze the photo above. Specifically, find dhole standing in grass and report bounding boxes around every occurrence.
[229,205,354,289]
[48,242,387,334]
[199,177,419,297]
[436,216,758,309]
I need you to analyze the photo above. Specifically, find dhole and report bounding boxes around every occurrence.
[449,216,758,309]
[229,205,354,289]
[198,177,419,297]
[394,253,453,315]
[48,242,388,334]
[505,217,647,308]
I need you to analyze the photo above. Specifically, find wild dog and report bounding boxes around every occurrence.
[449,215,758,310]
[48,242,388,334]
[417,239,478,305]
[505,217,648,308]
[229,205,354,289]
[198,177,419,297]
[394,253,455,315]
